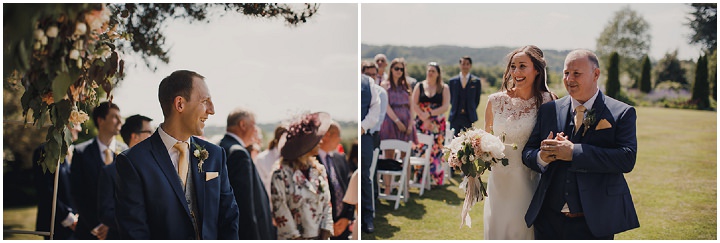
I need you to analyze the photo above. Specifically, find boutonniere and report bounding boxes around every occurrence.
[192,143,209,173]
[582,108,596,136]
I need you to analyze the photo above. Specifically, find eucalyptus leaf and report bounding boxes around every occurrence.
[52,72,73,102]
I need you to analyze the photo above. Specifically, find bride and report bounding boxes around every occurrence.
[483,45,556,240]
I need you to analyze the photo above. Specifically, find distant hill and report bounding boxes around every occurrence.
[361,44,571,73]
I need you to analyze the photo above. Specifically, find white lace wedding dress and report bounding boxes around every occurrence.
[483,91,552,240]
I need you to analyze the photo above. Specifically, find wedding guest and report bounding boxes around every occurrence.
[363,61,389,150]
[270,112,334,240]
[374,54,389,85]
[248,143,261,161]
[254,126,287,202]
[219,108,275,240]
[347,141,358,172]
[449,56,482,136]
[379,58,416,195]
[71,101,128,240]
[97,114,152,240]
[411,62,450,186]
[484,45,556,239]
[33,122,82,240]
[343,170,359,240]
[115,70,239,239]
[317,121,354,239]
[523,49,639,239]
[359,74,382,234]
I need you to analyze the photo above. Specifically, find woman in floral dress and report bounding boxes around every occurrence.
[411,62,450,185]
[270,112,333,240]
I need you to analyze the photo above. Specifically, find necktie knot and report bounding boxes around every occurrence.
[576,105,587,113]
[574,105,587,134]
[104,148,113,165]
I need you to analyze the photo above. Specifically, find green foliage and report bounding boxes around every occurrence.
[596,5,651,87]
[606,52,621,98]
[687,3,717,52]
[655,50,689,89]
[691,54,710,109]
[640,55,652,93]
[709,50,717,100]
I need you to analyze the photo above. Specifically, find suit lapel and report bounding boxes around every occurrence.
[190,137,205,223]
[89,139,103,172]
[555,97,572,135]
[581,91,608,141]
[148,133,191,216]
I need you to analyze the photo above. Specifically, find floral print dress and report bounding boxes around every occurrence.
[270,159,333,239]
[413,83,446,185]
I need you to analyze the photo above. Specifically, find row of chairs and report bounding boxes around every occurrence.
[369,127,455,211]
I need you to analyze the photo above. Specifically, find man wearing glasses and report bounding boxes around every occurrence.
[448,56,482,136]
[373,53,388,85]
[97,114,153,239]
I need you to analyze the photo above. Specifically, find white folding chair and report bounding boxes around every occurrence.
[368,147,380,218]
[376,139,412,210]
[409,132,433,196]
[443,127,455,184]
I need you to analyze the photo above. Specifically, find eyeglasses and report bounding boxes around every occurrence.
[428,62,439,67]
[393,67,404,72]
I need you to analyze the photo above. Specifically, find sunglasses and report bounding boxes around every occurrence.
[428,62,439,67]
[393,67,404,72]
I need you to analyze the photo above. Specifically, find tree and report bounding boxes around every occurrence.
[655,50,689,89]
[596,5,651,88]
[687,3,717,52]
[691,54,710,109]
[639,55,652,93]
[3,3,319,173]
[606,52,621,98]
[709,50,717,100]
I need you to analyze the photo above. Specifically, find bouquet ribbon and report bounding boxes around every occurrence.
[459,175,483,228]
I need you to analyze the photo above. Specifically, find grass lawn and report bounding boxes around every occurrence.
[363,95,716,240]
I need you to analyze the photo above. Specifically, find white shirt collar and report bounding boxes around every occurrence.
[225,132,246,148]
[460,72,471,81]
[318,149,332,164]
[158,124,191,151]
[96,136,117,154]
[570,88,600,113]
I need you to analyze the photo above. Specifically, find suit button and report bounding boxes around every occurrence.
[564,192,569,196]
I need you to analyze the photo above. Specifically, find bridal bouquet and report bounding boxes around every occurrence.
[442,128,514,228]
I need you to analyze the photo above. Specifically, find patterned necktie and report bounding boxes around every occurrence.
[173,142,189,188]
[103,148,113,165]
[574,105,587,134]
[325,154,344,218]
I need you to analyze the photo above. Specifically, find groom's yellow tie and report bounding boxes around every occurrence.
[574,105,587,134]
[173,141,189,188]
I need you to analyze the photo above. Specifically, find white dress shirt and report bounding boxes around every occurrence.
[255,147,281,202]
[361,76,382,132]
[97,137,118,164]
[157,125,191,172]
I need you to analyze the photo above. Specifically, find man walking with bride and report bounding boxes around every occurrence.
[481,47,638,240]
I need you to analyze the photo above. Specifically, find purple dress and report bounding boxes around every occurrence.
[379,85,417,143]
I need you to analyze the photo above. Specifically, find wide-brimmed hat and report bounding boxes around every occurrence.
[279,112,331,160]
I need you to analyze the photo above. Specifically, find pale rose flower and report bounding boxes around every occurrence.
[86,4,111,33]
[69,110,90,124]
[33,41,41,50]
[76,58,83,69]
[46,26,59,38]
[69,49,80,60]
[33,29,44,40]
[74,22,87,37]
[194,150,200,157]
[468,154,475,162]
[40,36,48,45]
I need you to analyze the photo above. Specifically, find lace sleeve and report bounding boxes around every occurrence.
[541,92,554,105]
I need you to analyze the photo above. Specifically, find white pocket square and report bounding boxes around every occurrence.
[205,172,218,181]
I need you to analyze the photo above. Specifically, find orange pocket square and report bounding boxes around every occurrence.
[205,172,218,181]
[595,119,612,130]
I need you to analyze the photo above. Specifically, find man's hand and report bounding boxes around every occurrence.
[69,221,77,231]
[540,132,574,162]
[333,218,350,237]
[91,223,109,240]
[539,132,557,162]
[552,132,574,161]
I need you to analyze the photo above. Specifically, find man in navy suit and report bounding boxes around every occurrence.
[115,70,239,239]
[522,50,639,239]
[96,114,153,240]
[33,122,82,240]
[317,121,354,239]
[448,56,482,136]
[218,108,275,240]
[71,102,128,240]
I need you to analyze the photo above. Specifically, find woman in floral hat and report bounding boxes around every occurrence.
[270,112,334,240]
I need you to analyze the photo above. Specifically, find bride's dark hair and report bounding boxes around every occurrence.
[501,45,555,108]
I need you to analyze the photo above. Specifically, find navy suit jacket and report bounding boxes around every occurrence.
[522,91,640,237]
[33,144,76,240]
[218,135,276,240]
[70,138,127,240]
[115,132,239,239]
[316,152,355,238]
[97,162,120,239]
[448,74,482,123]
